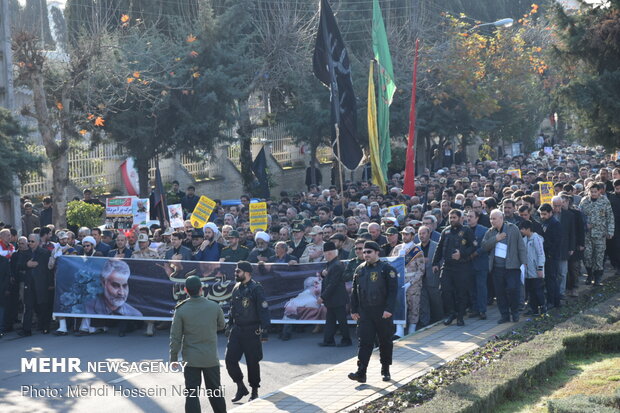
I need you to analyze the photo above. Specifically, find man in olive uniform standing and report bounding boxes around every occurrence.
[170,276,226,413]
[432,209,475,326]
[226,261,270,403]
[348,241,398,384]
[580,182,615,285]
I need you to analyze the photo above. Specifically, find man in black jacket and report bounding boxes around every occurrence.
[608,179,620,275]
[432,210,475,326]
[318,242,351,347]
[19,234,53,336]
[539,203,562,309]
[552,196,575,299]
[348,241,398,383]
[565,195,585,297]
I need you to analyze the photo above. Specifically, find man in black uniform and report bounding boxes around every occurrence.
[318,242,352,347]
[348,241,398,384]
[432,209,475,327]
[225,261,270,403]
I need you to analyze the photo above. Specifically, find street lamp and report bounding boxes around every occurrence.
[468,18,514,32]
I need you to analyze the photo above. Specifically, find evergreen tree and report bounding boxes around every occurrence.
[552,0,620,149]
[0,108,44,194]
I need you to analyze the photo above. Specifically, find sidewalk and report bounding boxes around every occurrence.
[230,269,615,413]
[230,305,516,413]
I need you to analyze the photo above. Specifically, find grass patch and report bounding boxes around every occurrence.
[495,353,620,413]
[362,273,620,412]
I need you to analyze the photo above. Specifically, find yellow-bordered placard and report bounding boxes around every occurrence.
[539,181,555,205]
[191,196,216,228]
[388,204,407,217]
[249,202,268,232]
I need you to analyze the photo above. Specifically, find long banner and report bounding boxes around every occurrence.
[53,256,406,325]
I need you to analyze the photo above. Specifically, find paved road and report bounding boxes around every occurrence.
[0,325,357,413]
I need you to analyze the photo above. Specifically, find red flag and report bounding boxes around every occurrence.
[120,157,139,196]
[403,39,419,196]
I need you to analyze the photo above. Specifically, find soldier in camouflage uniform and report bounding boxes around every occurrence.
[390,226,425,335]
[579,182,615,286]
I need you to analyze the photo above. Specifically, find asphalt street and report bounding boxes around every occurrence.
[0,325,357,413]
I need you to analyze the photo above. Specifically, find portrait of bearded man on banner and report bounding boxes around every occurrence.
[84,259,143,317]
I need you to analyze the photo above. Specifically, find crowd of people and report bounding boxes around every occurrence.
[0,144,619,342]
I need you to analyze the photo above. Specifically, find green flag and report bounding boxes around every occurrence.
[372,0,396,182]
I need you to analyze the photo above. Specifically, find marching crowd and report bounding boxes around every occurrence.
[0,143,619,343]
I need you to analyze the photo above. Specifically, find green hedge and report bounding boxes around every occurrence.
[409,296,620,413]
[547,389,620,413]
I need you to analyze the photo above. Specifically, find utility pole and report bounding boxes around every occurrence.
[0,0,23,233]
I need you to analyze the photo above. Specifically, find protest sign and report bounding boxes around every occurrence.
[506,169,522,178]
[249,202,268,232]
[190,196,216,228]
[132,198,149,226]
[388,204,407,217]
[105,197,133,217]
[53,256,407,325]
[539,181,555,205]
[167,204,184,229]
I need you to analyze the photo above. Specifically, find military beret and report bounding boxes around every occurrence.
[228,230,240,238]
[363,241,381,252]
[236,261,253,274]
[386,227,399,235]
[329,233,346,242]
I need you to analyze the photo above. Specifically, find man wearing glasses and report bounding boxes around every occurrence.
[348,241,398,384]
[225,261,270,403]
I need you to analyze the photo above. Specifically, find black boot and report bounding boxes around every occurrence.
[231,382,249,402]
[381,365,391,381]
[594,270,604,286]
[249,387,259,401]
[585,267,593,285]
[348,370,367,383]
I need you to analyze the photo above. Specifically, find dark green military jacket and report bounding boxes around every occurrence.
[220,245,250,263]
[170,296,226,368]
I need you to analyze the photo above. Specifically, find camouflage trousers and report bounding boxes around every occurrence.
[405,271,424,325]
[584,235,607,272]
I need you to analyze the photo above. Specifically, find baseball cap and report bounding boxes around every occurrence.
[386,227,399,235]
[309,226,323,235]
[137,233,149,242]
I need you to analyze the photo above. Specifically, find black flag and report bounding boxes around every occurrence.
[313,0,363,170]
[252,146,270,199]
[150,159,169,226]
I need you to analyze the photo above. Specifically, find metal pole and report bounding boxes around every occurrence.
[335,124,345,212]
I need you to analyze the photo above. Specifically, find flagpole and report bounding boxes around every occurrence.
[403,39,419,196]
[335,124,346,212]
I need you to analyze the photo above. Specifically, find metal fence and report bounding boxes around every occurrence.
[20,123,333,198]
[21,143,124,197]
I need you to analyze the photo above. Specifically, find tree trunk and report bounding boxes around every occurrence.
[237,99,255,195]
[31,68,70,229]
[136,156,150,198]
[50,151,69,229]
[310,142,318,186]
